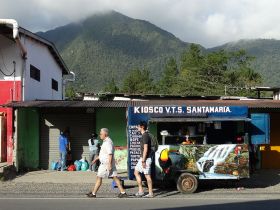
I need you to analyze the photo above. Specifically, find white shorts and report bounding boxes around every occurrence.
[97,163,118,178]
[135,157,152,175]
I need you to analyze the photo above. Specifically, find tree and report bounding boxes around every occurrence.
[119,45,262,97]
[224,49,262,96]
[175,46,261,96]
[177,44,228,95]
[176,44,209,95]
[197,50,229,95]
[157,57,178,94]
[65,86,76,100]
[121,68,154,94]
[180,44,203,70]
[103,78,119,93]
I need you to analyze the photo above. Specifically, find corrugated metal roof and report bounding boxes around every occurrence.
[3,99,280,109]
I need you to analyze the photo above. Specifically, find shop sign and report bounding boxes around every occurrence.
[133,105,248,117]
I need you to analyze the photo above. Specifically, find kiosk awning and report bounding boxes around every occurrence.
[149,117,251,123]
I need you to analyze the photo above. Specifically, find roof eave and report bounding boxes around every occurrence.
[18,27,70,75]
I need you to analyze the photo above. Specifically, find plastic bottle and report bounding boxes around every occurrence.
[203,135,207,145]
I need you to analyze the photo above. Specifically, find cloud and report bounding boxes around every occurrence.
[1,0,280,47]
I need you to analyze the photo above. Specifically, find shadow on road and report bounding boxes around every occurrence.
[197,169,280,192]
[152,199,280,210]
[152,169,280,193]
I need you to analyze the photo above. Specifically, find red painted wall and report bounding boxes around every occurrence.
[0,81,21,163]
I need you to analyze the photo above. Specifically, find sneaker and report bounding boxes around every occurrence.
[86,192,96,198]
[118,192,128,198]
[134,192,144,197]
[143,193,154,198]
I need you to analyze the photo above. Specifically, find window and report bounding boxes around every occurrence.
[52,79,58,91]
[30,65,40,82]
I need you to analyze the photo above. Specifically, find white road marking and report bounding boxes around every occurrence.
[0,197,277,200]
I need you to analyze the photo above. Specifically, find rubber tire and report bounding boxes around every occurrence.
[176,173,198,194]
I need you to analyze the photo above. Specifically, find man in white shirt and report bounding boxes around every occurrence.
[86,128,127,198]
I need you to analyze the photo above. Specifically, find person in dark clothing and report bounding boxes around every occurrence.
[134,121,154,198]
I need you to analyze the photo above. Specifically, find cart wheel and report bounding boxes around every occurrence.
[176,173,198,193]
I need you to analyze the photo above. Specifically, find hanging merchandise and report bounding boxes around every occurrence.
[188,126,196,136]
[67,164,76,171]
[214,122,221,129]
[74,160,82,171]
[56,162,62,171]
[198,123,205,133]
[81,161,89,171]
[51,161,58,170]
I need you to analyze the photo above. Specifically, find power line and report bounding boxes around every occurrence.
[0,49,15,76]
[0,67,14,76]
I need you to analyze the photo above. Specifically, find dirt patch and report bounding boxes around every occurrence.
[1,165,17,181]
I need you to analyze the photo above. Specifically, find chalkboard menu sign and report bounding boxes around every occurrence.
[127,107,148,179]
[128,125,141,168]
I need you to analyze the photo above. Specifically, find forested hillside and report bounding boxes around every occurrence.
[37,11,280,94]
[38,11,190,92]
[209,39,280,87]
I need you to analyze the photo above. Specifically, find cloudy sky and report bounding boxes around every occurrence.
[1,0,280,47]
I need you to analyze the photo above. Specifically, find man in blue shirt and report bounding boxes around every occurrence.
[59,128,70,171]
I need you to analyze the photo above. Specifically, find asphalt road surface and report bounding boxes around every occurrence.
[1,196,280,210]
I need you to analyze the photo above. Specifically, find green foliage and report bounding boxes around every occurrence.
[181,44,204,70]
[103,78,119,93]
[210,39,280,87]
[157,57,178,94]
[65,86,76,100]
[121,68,155,94]
[154,44,262,96]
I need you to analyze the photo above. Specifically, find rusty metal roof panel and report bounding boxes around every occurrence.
[1,100,132,108]
[3,99,280,109]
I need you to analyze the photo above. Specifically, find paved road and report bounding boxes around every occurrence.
[0,196,280,210]
[0,169,280,209]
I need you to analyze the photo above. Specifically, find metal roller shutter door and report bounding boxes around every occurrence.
[40,113,94,169]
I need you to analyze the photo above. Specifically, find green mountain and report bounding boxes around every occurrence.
[37,11,190,92]
[38,11,280,92]
[209,39,280,87]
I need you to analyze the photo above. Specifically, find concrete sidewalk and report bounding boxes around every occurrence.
[8,169,280,187]
[11,170,133,184]
[0,169,139,198]
[0,169,280,197]
[1,168,280,198]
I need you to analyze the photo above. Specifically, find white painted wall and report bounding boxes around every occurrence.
[0,33,65,101]
[0,34,23,81]
[21,35,63,100]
